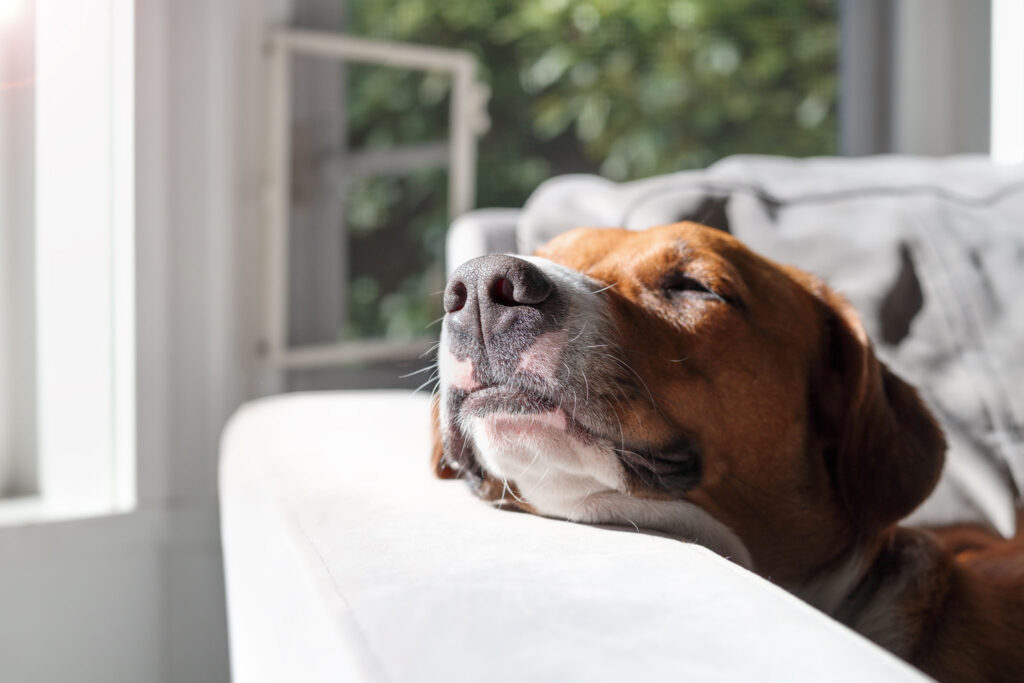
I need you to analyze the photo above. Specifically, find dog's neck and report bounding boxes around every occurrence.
[801,528,949,659]
[789,526,1024,680]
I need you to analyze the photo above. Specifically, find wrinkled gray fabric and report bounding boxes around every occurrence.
[517,155,1024,537]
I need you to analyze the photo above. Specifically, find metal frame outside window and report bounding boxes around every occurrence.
[263,29,489,371]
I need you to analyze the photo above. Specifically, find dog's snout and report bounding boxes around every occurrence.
[445,255,554,340]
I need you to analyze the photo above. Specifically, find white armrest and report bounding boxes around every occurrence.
[220,392,926,683]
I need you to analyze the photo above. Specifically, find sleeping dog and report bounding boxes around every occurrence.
[431,222,1024,681]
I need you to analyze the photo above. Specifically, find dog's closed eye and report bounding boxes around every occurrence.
[661,274,724,302]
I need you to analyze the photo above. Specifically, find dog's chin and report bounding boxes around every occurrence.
[458,386,619,491]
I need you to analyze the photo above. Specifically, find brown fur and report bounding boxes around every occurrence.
[429,396,457,479]
[432,223,1024,680]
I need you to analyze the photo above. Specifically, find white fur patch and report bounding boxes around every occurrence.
[440,347,479,392]
[468,409,751,568]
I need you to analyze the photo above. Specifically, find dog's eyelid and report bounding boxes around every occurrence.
[662,272,710,291]
[660,274,747,311]
[662,273,725,300]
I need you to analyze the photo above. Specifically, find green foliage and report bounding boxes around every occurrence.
[341,0,837,340]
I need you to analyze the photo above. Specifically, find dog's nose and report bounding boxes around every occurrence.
[444,255,553,340]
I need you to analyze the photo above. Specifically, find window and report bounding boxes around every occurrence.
[264,30,487,388]
[270,1,839,390]
[0,0,134,518]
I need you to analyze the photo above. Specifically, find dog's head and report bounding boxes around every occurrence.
[433,222,945,580]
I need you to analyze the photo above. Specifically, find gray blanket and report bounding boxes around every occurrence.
[517,155,1024,536]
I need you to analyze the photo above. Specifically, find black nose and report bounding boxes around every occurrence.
[444,255,554,340]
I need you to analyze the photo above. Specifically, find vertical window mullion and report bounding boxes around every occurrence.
[0,0,38,497]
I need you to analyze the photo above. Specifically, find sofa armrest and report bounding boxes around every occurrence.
[220,392,927,683]
[445,208,520,275]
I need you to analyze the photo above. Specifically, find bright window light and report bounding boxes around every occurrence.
[34,0,134,513]
[0,0,24,27]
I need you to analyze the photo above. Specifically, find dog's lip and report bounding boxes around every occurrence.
[456,383,697,484]
[460,385,559,416]
[458,383,611,443]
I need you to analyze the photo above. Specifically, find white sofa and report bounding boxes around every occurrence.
[221,155,1024,681]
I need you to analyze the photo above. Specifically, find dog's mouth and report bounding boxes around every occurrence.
[460,385,559,419]
[458,383,604,446]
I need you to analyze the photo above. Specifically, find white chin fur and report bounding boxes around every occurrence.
[467,412,752,569]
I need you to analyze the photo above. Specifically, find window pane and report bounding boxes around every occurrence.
[344,170,447,341]
[347,0,838,211]
[283,1,838,387]
[285,56,449,349]
[0,0,134,510]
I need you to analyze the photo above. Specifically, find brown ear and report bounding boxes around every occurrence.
[430,395,458,479]
[814,293,946,536]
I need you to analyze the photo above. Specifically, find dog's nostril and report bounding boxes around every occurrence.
[444,281,468,313]
[490,277,517,307]
[487,267,552,308]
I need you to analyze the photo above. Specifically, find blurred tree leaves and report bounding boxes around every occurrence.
[341,0,837,340]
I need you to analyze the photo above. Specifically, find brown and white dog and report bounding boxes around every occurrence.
[431,222,1024,682]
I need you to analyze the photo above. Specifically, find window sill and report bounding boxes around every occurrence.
[0,495,135,529]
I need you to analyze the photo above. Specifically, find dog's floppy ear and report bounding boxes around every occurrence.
[812,291,946,536]
[430,395,458,479]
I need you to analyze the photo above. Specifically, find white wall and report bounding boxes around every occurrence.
[0,1,284,680]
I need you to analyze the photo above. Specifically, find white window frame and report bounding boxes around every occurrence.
[0,0,135,523]
[0,0,37,499]
[991,0,1024,164]
[263,29,489,372]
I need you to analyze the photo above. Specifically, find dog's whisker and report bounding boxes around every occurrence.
[591,281,618,295]
[411,372,440,395]
[399,363,438,379]
[523,464,552,498]
[502,477,529,505]
[516,445,546,481]
[569,321,589,343]
[567,488,597,520]
[420,341,441,359]
[597,352,657,408]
